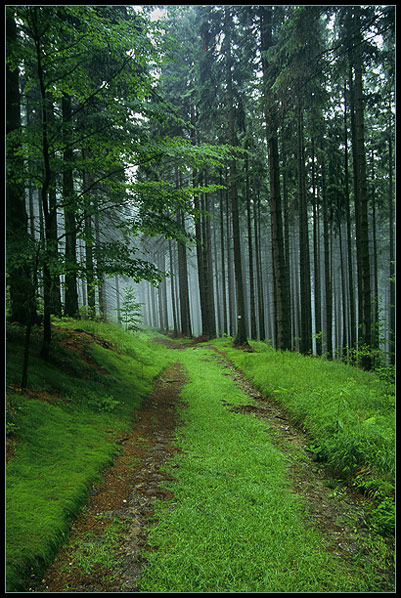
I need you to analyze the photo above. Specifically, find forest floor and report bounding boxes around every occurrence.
[32,335,394,593]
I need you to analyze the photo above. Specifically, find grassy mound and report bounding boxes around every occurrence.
[6,319,172,592]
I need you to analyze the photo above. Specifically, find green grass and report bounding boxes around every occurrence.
[138,346,390,593]
[6,319,172,592]
[66,514,125,580]
[6,325,394,592]
[209,338,395,534]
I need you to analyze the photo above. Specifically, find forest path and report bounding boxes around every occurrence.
[204,345,388,578]
[35,336,393,592]
[36,360,188,592]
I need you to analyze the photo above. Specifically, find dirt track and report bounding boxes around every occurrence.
[35,361,187,592]
[34,337,394,592]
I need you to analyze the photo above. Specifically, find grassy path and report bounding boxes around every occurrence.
[7,324,393,592]
[137,342,392,592]
[37,361,188,592]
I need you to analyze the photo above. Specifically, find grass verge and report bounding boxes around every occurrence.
[6,319,172,592]
[209,338,395,535]
[138,346,390,592]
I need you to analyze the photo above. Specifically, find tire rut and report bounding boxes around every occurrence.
[33,362,187,593]
[210,347,394,591]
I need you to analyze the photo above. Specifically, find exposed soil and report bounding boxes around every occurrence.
[32,361,188,593]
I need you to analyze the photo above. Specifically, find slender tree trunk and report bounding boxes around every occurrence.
[95,214,106,319]
[290,224,300,351]
[31,10,54,360]
[225,7,248,346]
[79,242,86,308]
[344,80,357,354]
[219,177,228,335]
[296,101,312,354]
[169,241,178,337]
[260,6,291,351]
[176,165,192,337]
[226,190,235,337]
[246,153,257,339]
[387,106,395,364]
[82,160,96,320]
[204,182,216,338]
[350,6,372,368]
[213,224,222,336]
[115,275,121,325]
[62,94,79,318]
[370,147,379,352]
[311,138,322,355]
[321,139,332,358]
[339,222,348,360]
[177,210,192,337]
[46,103,62,317]
[254,193,265,341]
[156,252,165,333]
[84,211,95,318]
[191,111,209,337]
[162,254,169,332]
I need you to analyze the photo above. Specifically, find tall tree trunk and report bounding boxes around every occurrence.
[387,104,395,364]
[158,264,166,333]
[203,180,216,338]
[191,109,209,337]
[177,210,192,338]
[226,190,235,337]
[115,275,121,325]
[95,213,106,319]
[339,222,348,359]
[169,241,179,337]
[321,139,332,358]
[162,254,169,332]
[296,101,312,354]
[350,6,372,368]
[219,177,228,335]
[30,7,54,360]
[343,80,357,355]
[176,165,192,338]
[82,159,96,320]
[254,193,265,341]
[246,152,257,339]
[370,147,379,352]
[260,6,291,351]
[225,7,248,346]
[311,137,322,355]
[213,224,222,336]
[47,104,62,317]
[62,94,79,318]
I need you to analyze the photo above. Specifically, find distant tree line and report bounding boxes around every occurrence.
[6,5,395,377]
[134,5,395,369]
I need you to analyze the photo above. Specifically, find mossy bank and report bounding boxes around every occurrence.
[6,319,172,592]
